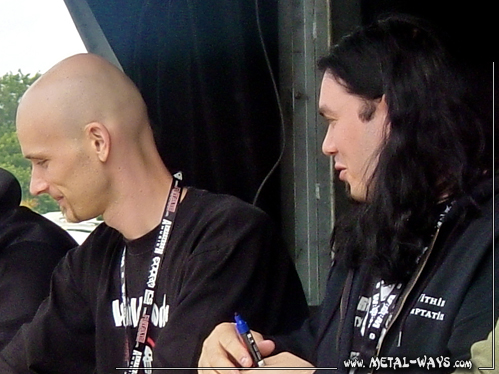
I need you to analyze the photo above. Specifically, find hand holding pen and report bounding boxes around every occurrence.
[233,315,315,373]
[198,321,315,374]
[234,313,265,367]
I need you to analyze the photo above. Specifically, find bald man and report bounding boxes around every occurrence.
[0,53,309,373]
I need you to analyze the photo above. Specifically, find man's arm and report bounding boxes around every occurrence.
[0,252,95,373]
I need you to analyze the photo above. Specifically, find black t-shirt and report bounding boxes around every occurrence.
[1,187,309,373]
[0,167,77,350]
[0,206,77,351]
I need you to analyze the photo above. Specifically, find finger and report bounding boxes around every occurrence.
[198,345,240,374]
[256,339,275,357]
[198,350,240,374]
[199,322,251,370]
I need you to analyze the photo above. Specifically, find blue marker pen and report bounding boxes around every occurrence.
[234,313,265,367]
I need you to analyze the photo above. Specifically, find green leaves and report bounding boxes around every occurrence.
[0,71,40,132]
[0,71,58,213]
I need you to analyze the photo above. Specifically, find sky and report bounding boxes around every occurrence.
[0,0,86,76]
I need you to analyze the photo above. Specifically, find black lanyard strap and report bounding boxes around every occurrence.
[120,174,183,373]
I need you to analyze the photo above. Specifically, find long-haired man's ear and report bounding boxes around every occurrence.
[85,122,111,162]
[376,94,390,124]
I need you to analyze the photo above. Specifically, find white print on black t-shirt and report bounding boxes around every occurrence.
[349,281,403,374]
[112,293,170,328]
[143,344,153,374]
[418,293,446,307]
[355,282,401,338]
[409,293,447,321]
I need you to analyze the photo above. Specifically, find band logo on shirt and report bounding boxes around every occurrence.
[409,293,447,321]
[418,293,446,307]
[112,294,170,328]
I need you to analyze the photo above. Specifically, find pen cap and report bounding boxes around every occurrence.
[234,313,250,334]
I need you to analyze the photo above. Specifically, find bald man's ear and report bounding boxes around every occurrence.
[85,122,111,162]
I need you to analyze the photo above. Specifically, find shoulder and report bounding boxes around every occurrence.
[454,177,495,219]
[443,177,496,246]
[59,222,122,276]
[0,209,77,298]
[0,207,77,255]
[50,223,123,298]
[178,187,271,225]
[71,222,123,260]
[170,188,278,258]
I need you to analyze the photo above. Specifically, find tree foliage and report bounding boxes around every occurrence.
[0,71,39,131]
[0,71,58,213]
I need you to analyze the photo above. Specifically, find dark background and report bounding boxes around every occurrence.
[84,0,494,224]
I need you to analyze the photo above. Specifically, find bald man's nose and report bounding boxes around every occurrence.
[29,171,49,196]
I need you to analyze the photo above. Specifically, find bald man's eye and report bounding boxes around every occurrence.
[35,159,48,168]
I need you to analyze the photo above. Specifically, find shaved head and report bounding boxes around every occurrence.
[17,53,149,141]
[15,53,168,229]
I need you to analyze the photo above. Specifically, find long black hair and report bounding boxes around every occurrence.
[319,15,490,282]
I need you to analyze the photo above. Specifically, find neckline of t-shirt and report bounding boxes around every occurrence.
[123,187,195,256]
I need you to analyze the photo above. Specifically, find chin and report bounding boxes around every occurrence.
[64,214,81,223]
[62,209,82,223]
[345,184,367,203]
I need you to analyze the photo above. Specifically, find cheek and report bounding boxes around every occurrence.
[336,123,363,159]
[66,153,100,192]
[77,164,104,194]
[362,126,386,168]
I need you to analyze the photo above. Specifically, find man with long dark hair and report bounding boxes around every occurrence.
[198,15,496,373]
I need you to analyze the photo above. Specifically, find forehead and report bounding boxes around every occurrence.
[318,73,360,114]
[17,130,56,161]
[17,85,72,144]
[16,111,67,161]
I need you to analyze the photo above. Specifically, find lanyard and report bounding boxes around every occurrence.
[120,174,183,373]
[349,201,454,372]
